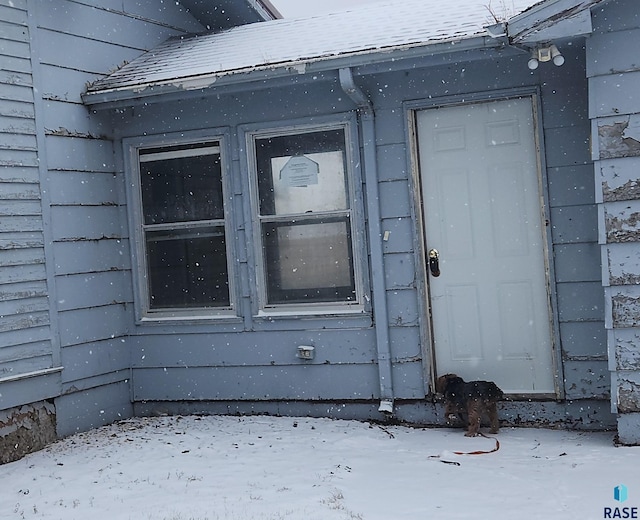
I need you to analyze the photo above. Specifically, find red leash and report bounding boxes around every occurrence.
[430,433,500,464]
[452,433,500,455]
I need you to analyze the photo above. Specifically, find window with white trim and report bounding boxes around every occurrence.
[252,127,360,309]
[135,140,231,314]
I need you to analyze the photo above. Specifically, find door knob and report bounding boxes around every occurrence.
[428,248,440,277]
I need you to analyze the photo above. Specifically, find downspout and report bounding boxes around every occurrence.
[339,67,394,415]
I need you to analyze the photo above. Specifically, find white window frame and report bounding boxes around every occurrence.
[125,132,237,322]
[247,121,365,316]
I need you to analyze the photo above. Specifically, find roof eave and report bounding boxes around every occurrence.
[506,0,608,44]
[83,35,508,109]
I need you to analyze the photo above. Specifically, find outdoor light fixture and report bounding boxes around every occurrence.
[527,44,564,70]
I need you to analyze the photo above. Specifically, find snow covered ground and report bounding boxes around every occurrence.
[1,415,638,520]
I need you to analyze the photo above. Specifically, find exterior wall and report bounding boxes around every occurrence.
[102,44,613,429]
[588,0,640,444]
[35,0,207,437]
[1,0,209,447]
[0,0,60,412]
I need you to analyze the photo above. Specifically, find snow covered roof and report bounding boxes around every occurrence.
[84,0,543,103]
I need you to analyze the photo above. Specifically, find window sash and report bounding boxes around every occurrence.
[251,125,361,310]
[261,216,356,305]
[134,140,233,315]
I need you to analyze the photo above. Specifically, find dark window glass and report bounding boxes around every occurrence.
[137,142,230,311]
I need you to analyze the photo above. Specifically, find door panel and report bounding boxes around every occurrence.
[417,97,555,394]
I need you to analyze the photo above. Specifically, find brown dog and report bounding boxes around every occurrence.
[436,373,504,437]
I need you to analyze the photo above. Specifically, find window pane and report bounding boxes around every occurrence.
[140,148,223,224]
[146,227,229,309]
[256,130,348,216]
[263,218,355,304]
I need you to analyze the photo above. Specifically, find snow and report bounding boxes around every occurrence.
[2,415,638,519]
[86,0,542,95]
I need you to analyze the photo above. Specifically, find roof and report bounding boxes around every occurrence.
[84,0,542,103]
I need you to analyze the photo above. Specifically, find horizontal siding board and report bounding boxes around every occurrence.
[0,371,61,411]
[0,263,46,284]
[60,338,130,384]
[0,4,27,25]
[550,205,598,244]
[37,29,148,74]
[0,279,47,302]
[391,360,424,398]
[589,70,640,119]
[2,54,33,75]
[0,247,45,267]
[133,363,380,402]
[381,216,413,254]
[49,171,120,206]
[0,199,42,216]
[557,281,605,323]
[0,19,29,43]
[0,215,43,232]
[543,124,591,167]
[0,130,37,150]
[56,271,132,312]
[540,83,588,131]
[58,304,129,347]
[384,252,416,289]
[55,380,133,437]
[563,359,610,399]
[50,205,123,241]
[553,242,601,283]
[604,199,640,243]
[43,94,109,130]
[0,114,36,134]
[560,321,607,359]
[377,143,408,181]
[0,233,44,250]
[0,38,30,61]
[1,341,51,363]
[130,328,377,368]
[599,157,640,203]
[386,288,419,328]
[606,242,640,286]
[45,135,114,172]
[0,69,32,88]
[0,325,50,348]
[0,82,34,103]
[388,325,421,360]
[0,148,38,167]
[36,2,198,51]
[379,179,411,219]
[0,295,49,317]
[547,165,596,208]
[0,165,39,183]
[0,354,53,378]
[0,310,49,333]
[0,99,34,119]
[587,28,640,78]
[0,182,41,201]
[53,239,130,276]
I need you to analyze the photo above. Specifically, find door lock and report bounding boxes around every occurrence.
[428,248,440,277]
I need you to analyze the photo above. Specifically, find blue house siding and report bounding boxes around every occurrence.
[588,0,640,444]
[0,0,59,400]
[6,0,639,451]
[88,39,615,428]
[0,0,214,440]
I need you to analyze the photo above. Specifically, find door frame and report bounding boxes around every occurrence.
[404,87,564,400]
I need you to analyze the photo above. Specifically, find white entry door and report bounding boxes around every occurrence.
[416,97,556,395]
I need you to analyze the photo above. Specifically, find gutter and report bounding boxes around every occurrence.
[338,67,394,415]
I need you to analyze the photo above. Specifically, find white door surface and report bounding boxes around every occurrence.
[417,97,556,394]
